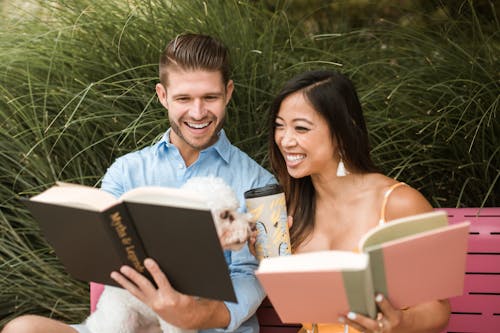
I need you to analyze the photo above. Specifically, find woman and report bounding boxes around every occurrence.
[267,70,450,333]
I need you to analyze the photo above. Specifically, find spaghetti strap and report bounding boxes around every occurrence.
[379,182,407,225]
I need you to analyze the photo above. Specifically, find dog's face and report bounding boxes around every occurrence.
[213,209,256,251]
[181,176,256,251]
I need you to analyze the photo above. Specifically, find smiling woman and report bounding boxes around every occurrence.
[267,70,451,333]
[274,91,339,179]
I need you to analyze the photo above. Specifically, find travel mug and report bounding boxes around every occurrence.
[244,184,291,260]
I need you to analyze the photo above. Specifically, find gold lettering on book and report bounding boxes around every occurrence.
[109,211,146,273]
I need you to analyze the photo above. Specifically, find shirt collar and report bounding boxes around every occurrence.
[158,128,231,164]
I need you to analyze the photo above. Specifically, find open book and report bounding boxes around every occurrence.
[255,211,469,322]
[22,182,236,302]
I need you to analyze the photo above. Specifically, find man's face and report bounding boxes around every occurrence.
[156,69,234,152]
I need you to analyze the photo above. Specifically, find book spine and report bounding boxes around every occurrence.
[342,268,377,318]
[367,248,388,300]
[105,204,149,275]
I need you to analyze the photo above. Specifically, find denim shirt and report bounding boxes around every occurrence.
[101,129,275,333]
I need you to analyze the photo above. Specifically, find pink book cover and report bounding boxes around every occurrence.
[256,270,350,323]
[367,221,470,308]
[256,251,375,323]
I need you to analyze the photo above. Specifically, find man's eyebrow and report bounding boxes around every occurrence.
[171,92,224,98]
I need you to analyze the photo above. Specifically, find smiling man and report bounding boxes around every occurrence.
[99,34,275,333]
[2,33,275,333]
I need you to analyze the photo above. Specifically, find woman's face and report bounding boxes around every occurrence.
[274,91,338,179]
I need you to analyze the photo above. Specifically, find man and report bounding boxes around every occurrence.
[2,33,274,333]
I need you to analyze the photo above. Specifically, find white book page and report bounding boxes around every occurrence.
[257,250,368,273]
[120,186,208,211]
[30,183,117,211]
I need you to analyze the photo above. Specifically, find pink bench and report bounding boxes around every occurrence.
[90,208,500,333]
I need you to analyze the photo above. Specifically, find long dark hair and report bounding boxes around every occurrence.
[268,70,378,251]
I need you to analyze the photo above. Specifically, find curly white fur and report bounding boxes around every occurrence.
[85,176,253,333]
[182,176,254,251]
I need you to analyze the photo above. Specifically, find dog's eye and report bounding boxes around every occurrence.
[220,210,230,219]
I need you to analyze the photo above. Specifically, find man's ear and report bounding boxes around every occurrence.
[225,80,234,106]
[156,83,168,109]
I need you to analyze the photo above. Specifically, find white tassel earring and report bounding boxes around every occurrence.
[336,158,349,177]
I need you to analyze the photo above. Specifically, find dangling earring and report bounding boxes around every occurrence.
[337,158,349,177]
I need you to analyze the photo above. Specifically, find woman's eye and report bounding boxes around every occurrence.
[295,126,309,132]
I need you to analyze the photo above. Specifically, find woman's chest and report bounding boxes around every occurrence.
[300,199,381,252]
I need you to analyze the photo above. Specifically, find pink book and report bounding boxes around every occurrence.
[256,251,375,323]
[256,211,469,324]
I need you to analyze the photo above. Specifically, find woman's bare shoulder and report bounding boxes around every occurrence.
[385,182,433,221]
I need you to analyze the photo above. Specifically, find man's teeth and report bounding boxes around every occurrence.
[187,122,209,129]
[286,154,305,161]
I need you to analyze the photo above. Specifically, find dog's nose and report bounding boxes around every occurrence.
[249,220,257,231]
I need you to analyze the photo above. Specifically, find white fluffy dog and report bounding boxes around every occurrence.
[85,176,254,333]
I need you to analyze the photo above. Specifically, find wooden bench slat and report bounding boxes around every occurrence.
[467,234,500,253]
[260,327,300,333]
[465,254,500,273]
[443,207,500,220]
[462,273,500,293]
[257,307,287,326]
[444,313,500,333]
[450,293,500,313]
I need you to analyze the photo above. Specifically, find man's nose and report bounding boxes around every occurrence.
[189,99,207,119]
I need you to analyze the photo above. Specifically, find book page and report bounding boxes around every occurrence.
[257,250,369,273]
[359,211,448,251]
[120,186,208,211]
[30,183,117,211]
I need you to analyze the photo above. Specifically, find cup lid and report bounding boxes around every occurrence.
[244,184,283,198]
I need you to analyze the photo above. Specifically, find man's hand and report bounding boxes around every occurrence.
[111,258,230,329]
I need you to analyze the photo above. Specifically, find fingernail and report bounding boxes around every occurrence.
[347,312,356,320]
[375,294,384,303]
[337,316,345,323]
[144,258,154,268]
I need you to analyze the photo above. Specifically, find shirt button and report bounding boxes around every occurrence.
[178,163,184,169]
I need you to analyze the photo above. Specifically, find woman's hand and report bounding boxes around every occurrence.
[248,229,258,258]
[338,294,404,333]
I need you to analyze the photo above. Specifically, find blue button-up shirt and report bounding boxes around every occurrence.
[101,129,275,333]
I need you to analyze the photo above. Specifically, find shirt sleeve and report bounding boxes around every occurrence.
[100,158,126,198]
[217,245,266,332]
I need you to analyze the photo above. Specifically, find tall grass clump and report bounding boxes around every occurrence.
[0,0,325,325]
[340,6,499,208]
[0,0,497,326]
